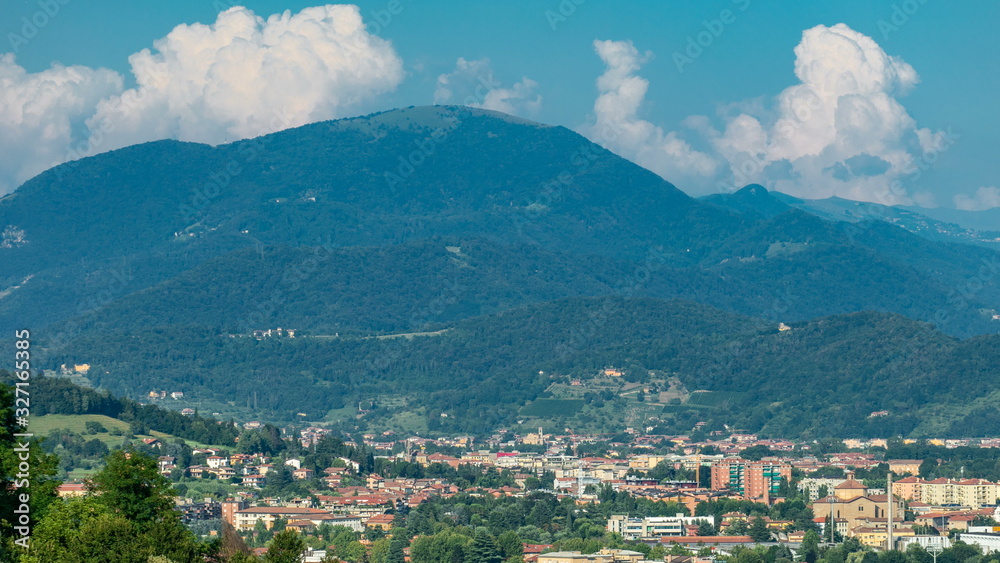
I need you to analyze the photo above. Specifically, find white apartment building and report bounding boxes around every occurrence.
[606,514,713,540]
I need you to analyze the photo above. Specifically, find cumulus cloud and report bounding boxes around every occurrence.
[581,27,946,206]
[0,5,404,195]
[578,40,719,182]
[88,5,404,151]
[433,58,542,117]
[707,24,945,205]
[955,187,1000,211]
[0,55,122,193]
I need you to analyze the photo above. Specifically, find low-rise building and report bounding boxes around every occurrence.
[606,514,713,540]
[537,549,643,563]
[958,531,1000,554]
[233,507,362,532]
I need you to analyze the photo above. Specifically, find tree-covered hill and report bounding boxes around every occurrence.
[2,106,999,339]
[48,297,1000,438]
[2,106,1000,440]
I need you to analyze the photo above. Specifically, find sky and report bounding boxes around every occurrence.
[2,0,998,209]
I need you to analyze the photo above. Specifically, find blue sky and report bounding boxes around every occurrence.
[2,0,997,209]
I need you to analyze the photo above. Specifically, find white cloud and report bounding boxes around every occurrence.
[0,55,122,194]
[87,5,404,151]
[711,23,941,205]
[433,58,542,117]
[579,40,719,181]
[579,27,945,206]
[955,187,1000,211]
[0,5,404,194]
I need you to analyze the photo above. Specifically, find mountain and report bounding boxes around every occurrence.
[4,106,999,338]
[901,204,1000,235]
[699,184,793,219]
[47,296,1000,438]
[3,105,1000,435]
[702,188,1000,248]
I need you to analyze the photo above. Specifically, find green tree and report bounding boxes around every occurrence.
[847,550,879,563]
[748,517,771,542]
[496,530,523,560]
[21,494,207,563]
[726,519,749,536]
[668,542,688,556]
[84,420,107,434]
[371,537,393,563]
[387,534,408,563]
[265,529,306,563]
[736,548,766,563]
[1,380,61,551]
[799,530,820,563]
[697,520,717,536]
[905,544,933,563]
[20,496,147,562]
[467,530,502,563]
[740,445,773,461]
[86,449,176,528]
[411,529,472,563]
[918,459,937,479]
[878,550,908,563]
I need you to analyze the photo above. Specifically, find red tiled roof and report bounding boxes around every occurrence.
[835,480,867,489]
[664,536,754,544]
[236,507,328,515]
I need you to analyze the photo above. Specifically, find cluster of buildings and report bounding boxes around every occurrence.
[148,389,185,400]
[808,472,1000,550]
[214,474,458,532]
[709,460,792,502]
[53,416,1000,554]
[893,476,1000,509]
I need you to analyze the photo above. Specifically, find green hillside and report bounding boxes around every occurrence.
[47,297,1000,438]
[2,107,999,340]
[2,106,1000,441]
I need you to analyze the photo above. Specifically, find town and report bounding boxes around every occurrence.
[48,423,1000,562]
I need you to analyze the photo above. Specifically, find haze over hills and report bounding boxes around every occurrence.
[702,186,1000,248]
[2,105,1000,435]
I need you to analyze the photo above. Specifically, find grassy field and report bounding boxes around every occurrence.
[67,467,100,480]
[29,414,230,450]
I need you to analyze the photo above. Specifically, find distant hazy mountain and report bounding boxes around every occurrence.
[902,205,1000,234]
[702,185,1000,248]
